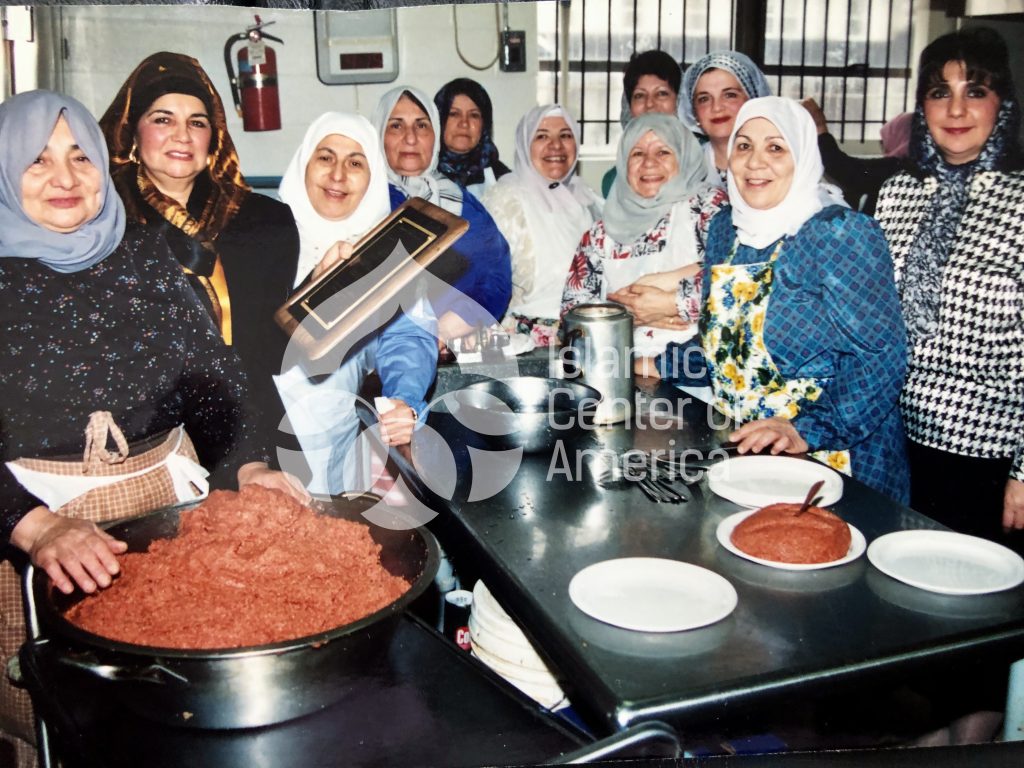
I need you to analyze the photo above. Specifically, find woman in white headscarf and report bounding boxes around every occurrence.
[680,96,909,502]
[482,104,602,346]
[372,86,511,342]
[561,112,726,377]
[274,112,436,496]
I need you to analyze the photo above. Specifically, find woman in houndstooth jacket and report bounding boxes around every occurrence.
[875,27,1024,552]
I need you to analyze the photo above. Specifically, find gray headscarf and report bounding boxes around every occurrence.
[371,85,464,215]
[680,51,772,134]
[0,90,125,273]
[602,112,709,244]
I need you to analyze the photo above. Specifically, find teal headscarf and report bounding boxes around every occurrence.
[602,112,709,243]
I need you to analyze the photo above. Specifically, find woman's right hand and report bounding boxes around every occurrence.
[608,284,679,325]
[729,416,809,455]
[800,98,829,135]
[10,506,127,595]
[311,240,355,282]
[632,264,700,292]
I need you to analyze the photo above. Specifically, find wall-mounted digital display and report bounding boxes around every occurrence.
[339,52,384,70]
[314,9,399,85]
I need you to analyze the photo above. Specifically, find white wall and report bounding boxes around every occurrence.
[45,3,540,180]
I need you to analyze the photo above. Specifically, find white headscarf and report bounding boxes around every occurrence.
[602,112,709,244]
[726,96,847,249]
[371,85,464,215]
[279,112,390,287]
[511,104,602,217]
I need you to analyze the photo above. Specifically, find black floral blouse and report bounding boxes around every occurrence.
[0,229,268,539]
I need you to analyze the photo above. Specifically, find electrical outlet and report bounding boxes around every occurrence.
[500,30,525,73]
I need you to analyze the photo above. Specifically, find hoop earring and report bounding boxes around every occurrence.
[128,142,139,164]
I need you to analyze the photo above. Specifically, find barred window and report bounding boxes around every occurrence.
[537,0,915,149]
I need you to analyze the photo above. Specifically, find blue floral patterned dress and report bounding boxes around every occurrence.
[694,205,910,503]
[700,238,851,474]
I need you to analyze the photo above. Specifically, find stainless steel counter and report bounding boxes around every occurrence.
[401,376,1024,735]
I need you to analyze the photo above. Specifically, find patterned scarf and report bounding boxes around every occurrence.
[901,97,1017,342]
[434,78,510,188]
[99,53,250,238]
[680,51,772,134]
[98,52,250,343]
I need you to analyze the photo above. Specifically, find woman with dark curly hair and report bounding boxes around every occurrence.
[875,27,1024,551]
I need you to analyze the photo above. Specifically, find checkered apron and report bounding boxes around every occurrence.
[1,413,204,746]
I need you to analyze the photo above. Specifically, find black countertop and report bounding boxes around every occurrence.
[22,613,588,768]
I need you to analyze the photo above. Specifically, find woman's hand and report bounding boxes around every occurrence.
[801,98,829,135]
[10,506,127,595]
[607,284,678,325]
[634,357,661,380]
[632,264,700,292]
[438,312,475,343]
[311,241,355,282]
[378,398,418,446]
[237,462,312,504]
[729,417,809,455]
[1003,478,1024,531]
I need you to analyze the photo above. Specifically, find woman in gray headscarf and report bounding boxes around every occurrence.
[0,90,304,761]
[681,51,772,181]
[561,112,726,378]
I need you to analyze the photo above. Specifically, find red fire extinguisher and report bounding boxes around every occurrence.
[224,15,284,132]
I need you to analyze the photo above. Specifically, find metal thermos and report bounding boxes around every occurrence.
[562,303,634,424]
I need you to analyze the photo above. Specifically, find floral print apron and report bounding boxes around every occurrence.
[699,239,851,474]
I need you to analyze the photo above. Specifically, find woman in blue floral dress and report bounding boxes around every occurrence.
[680,97,910,502]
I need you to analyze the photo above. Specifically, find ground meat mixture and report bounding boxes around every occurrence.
[730,502,852,564]
[65,486,411,649]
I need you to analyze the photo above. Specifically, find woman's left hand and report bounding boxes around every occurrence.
[729,417,809,455]
[311,240,355,282]
[379,399,418,446]
[1003,478,1024,531]
[607,284,678,325]
[237,462,312,504]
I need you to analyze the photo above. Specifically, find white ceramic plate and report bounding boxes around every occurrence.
[867,530,1024,595]
[568,558,737,633]
[707,455,844,508]
[716,509,866,571]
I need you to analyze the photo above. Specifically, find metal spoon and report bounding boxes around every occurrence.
[796,480,826,516]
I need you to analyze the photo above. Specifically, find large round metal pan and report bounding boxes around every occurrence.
[27,493,439,729]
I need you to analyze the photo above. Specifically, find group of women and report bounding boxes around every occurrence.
[1,24,1024,761]
[558,28,1024,556]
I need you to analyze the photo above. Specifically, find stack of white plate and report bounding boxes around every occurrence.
[469,580,569,710]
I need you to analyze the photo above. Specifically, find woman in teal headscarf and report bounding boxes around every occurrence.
[561,112,726,378]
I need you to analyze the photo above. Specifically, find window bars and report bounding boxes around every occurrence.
[537,0,914,148]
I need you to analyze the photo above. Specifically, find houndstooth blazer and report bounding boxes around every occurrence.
[876,169,1024,481]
